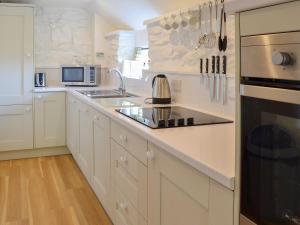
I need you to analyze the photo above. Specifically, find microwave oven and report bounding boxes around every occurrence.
[61,65,100,86]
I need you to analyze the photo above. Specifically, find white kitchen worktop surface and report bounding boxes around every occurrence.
[34,87,235,190]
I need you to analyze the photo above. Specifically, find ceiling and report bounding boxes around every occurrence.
[2,0,291,29]
[3,0,208,29]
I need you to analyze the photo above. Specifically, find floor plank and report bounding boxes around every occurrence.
[0,155,113,225]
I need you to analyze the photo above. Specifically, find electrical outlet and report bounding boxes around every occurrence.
[96,52,105,58]
[171,79,182,93]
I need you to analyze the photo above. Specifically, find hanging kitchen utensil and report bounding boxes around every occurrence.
[222,11,227,52]
[195,5,203,49]
[189,9,199,32]
[210,56,216,101]
[222,55,227,104]
[205,58,209,88]
[180,11,189,28]
[216,55,221,101]
[200,58,204,83]
[171,14,179,30]
[218,0,224,52]
[215,0,219,34]
[202,3,209,46]
[218,0,228,52]
[207,1,217,48]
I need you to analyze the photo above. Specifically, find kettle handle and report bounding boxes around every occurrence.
[152,75,158,88]
[152,74,167,87]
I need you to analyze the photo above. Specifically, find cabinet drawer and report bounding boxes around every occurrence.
[114,189,147,225]
[111,121,147,165]
[111,140,147,219]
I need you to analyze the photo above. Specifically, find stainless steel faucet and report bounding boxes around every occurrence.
[109,68,126,94]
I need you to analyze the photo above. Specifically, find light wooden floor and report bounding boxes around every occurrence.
[0,155,113,225]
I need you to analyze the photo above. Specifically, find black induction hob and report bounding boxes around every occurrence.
[116,106,233,129]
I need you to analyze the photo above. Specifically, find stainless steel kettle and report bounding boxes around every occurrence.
[152,74,171,104]
[35,73,46,87]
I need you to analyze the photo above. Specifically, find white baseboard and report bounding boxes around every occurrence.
[0,146,70,161]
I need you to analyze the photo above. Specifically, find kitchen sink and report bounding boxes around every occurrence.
[94,98,141,108]
[77,90,138,98]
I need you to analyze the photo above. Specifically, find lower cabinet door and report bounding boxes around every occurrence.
[148,143,210,225]
[148,143,234,225]
[66,94,79,158]
[78,104,94,182]
[0,105,33,151]
[34,92,66,148]
[91,112,111,214]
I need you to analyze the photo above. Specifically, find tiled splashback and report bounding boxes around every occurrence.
[35,7,93,68]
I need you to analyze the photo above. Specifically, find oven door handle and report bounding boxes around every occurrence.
[240,84,300,105]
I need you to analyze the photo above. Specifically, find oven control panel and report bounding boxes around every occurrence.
[241,32,300,81]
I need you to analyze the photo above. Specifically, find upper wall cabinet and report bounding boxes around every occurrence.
[240,1,300,36]
[0,6,34,105]
[34,92,66,148]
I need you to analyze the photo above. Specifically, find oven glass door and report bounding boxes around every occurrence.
[241,96,300,225]
[62,67,84,82]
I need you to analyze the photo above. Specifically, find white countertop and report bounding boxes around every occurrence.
[34,86,236,190]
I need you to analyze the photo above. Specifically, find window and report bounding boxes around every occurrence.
[122,48,149,79]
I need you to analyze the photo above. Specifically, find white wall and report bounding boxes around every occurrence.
[93,14,119,67]
[35,7,93,68]
[35,7,120,85]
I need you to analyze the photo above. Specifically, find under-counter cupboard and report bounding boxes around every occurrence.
[64,93,234,225]
[34,92,66,148]
[66,94,112,217]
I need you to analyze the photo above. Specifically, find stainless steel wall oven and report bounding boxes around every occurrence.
[240,32,300,225]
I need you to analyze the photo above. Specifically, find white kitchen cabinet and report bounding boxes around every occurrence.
[240,1,300,36]
[110,140,148,225]
[66,94,80,158]
[111,121,148,165]
[78,103,94,182]
[0,105,33,151]
[91,112,111,215]
[34,92,66,148]
[0,5,34,105]
[148,143,234,225]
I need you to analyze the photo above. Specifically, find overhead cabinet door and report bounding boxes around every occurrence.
[0,6,34,105]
